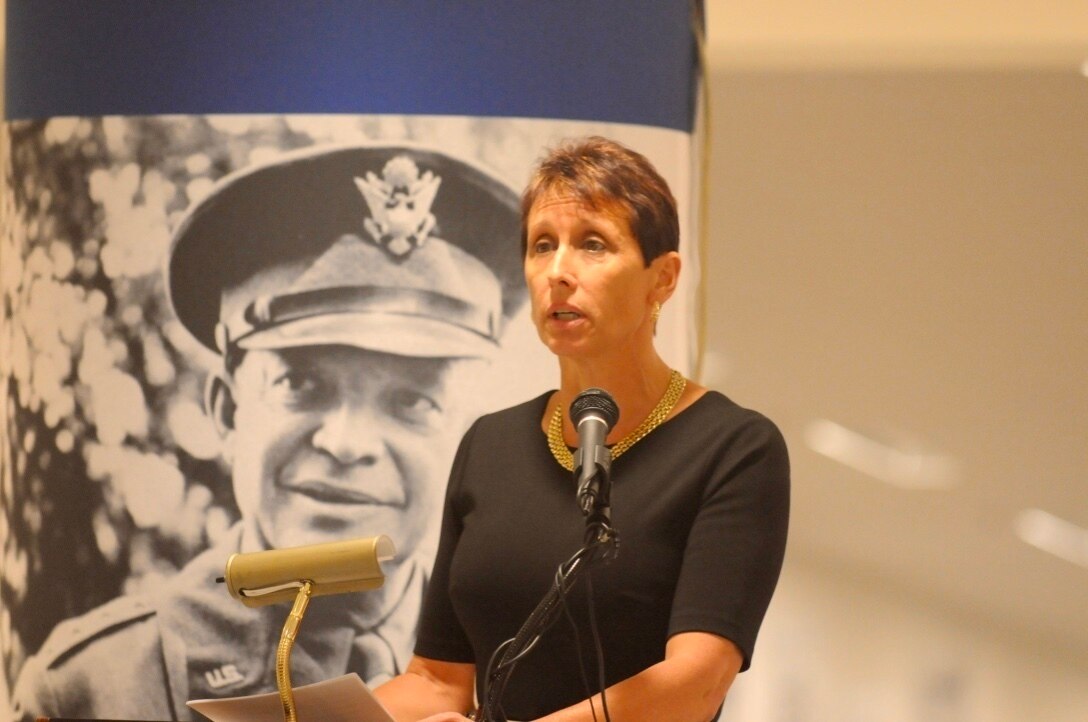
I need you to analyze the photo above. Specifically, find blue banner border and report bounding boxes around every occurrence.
[5,0,700,131]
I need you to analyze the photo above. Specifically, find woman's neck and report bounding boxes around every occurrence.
[553,350,675,445]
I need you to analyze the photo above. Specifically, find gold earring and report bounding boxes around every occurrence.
[651,302,662,325]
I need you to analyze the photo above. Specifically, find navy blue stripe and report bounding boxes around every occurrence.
[4,0,700,131]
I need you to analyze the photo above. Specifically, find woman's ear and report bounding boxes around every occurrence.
[204,372,237,462]
[651,250,681,304]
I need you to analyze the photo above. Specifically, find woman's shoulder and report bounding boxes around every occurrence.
[672,389,787,452]
[686,389,778,427]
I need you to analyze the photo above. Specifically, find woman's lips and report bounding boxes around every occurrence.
[546,304,584,322]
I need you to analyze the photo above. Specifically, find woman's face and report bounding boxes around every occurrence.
[523,194,676,361]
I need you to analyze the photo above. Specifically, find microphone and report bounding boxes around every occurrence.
[221,536,395,607]
[571,388,620,516]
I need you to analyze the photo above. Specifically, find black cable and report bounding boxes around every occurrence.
[584,573,612,722]
[477,536,615,721]
[481,638,512,701]
[560,567,599,722]
[479,547,588,720]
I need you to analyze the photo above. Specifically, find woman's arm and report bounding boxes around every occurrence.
[374,656,476,722]
[413,632,740,722]
[535,631,742,722]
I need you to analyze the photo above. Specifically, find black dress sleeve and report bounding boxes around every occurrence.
[667,410,790,671]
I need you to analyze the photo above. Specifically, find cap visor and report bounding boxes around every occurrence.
[236,312,498,359]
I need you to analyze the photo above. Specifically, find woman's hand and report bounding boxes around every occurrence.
[372,656,475,722]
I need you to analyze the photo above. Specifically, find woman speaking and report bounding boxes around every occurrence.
[375,137,790,721]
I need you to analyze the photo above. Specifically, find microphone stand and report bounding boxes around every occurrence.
[476,468,618,722]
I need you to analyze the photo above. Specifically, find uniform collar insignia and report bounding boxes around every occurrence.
[204,663,246,689]
[355,156,442,259]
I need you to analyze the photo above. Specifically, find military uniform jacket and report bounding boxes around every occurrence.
[11,525,425,721]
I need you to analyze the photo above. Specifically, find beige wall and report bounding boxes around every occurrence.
[723,559,1088,722]
[707,0,1088,68]
[700,2,1088,720]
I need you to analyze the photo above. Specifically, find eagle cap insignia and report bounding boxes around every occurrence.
[355,156,442,258]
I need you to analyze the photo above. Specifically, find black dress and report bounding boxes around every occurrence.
[415,390,790,719]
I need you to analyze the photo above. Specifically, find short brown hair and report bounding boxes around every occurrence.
[520,136,679,266]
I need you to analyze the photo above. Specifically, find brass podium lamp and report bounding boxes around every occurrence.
[221,536,396,722]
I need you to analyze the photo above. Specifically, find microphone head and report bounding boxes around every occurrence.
[570,387,620,431]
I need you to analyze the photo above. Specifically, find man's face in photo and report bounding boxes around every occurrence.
[219,344,481,558]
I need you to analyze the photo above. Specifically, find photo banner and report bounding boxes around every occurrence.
[1,1,705,717]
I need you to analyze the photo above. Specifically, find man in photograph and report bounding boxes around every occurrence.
[11,143,524,720]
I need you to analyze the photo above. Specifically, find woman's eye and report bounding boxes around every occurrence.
[531,238,554,255]
[583,237,607,253]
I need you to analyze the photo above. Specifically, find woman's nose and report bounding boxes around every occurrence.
[547,246,575,288]
[311,401,384,465]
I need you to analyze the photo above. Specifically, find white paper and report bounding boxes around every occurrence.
[187,673,396,722]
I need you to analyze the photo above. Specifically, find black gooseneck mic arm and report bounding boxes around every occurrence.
[475,389,621,722]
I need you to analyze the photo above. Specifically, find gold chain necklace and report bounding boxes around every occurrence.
[546,369,687,472]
